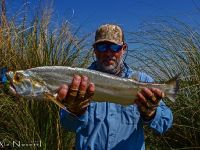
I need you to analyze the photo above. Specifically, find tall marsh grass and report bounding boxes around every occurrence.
[0,1,92,149]
[128,19,200,149]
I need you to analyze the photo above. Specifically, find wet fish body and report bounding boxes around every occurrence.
[5,66,178,107]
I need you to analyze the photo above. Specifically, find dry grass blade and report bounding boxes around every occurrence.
[0,1,91,149]
[128,19,200,149]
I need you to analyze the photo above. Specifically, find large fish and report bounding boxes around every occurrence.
[1,66,178,109]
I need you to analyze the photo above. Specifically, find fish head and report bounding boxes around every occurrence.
[6,70,48,97]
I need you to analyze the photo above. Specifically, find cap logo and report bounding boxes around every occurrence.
[94,24,124,45]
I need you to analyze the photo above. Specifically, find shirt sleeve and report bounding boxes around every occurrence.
[138,72,173,134]
[59,108,88,133]
[148,100,173,134]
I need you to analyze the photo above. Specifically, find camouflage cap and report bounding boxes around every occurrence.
[94,24,124,45]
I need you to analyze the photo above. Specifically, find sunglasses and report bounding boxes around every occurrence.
[94,43,123,52]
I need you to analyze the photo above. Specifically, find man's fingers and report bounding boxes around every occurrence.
[75,82,94,115]
[137,92,147,106]
[79,76,88,91]
[141,88,162,104]
[77,76,88,100]
[136,98,149,114]
[150,88,165,99]
[84,83,95,100]
[136,88,159,119]
[56,84,68,102]
[70,75,82,89]
[80,99,90,109]
[88,82,95,93]
[64,75,81,104]
[141,88,154,100]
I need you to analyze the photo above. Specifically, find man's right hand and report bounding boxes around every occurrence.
[56,75,95,116]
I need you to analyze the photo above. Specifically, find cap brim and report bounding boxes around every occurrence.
[93,39,123,45]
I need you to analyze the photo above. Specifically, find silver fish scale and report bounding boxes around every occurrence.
[29,66,135,90]
[26,66,140,105]
[24,66,177,105]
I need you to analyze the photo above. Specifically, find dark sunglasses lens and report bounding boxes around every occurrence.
[110,44,122,52]
[96,44,107,52]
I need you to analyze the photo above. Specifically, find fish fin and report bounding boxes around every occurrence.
[44,92,67,110]
[165,74,180,102]
[166,95,176,102]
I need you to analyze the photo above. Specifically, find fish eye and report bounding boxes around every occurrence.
[14,73,23,82]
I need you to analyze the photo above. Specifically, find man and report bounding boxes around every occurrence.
[57,24,173,150]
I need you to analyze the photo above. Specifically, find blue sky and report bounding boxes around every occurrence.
[4,0,200,67]
[6,0,200,34]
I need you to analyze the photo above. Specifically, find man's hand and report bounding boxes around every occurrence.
[135,87,165,120]
[56,75,95,116]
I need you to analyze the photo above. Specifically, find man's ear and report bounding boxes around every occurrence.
[122,43,127,53]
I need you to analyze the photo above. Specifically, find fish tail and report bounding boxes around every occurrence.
[165,74,180,102]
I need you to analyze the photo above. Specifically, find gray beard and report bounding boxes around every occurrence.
[96,58,124,75]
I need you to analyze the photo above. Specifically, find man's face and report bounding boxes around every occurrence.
[94,42,127,74]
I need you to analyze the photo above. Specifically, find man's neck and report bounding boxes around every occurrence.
[96,62,125,77]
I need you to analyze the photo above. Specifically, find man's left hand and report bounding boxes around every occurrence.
[135,87,165,120]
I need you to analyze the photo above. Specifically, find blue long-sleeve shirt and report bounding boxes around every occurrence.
[60,62,173,150]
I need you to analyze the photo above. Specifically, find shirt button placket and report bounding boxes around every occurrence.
[108,133,116,148]
[107,112,117,149]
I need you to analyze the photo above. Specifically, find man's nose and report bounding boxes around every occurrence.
[104,48,113,55]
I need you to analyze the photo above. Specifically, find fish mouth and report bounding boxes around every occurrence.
[5,71,17,95]
[8,81,17,95]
